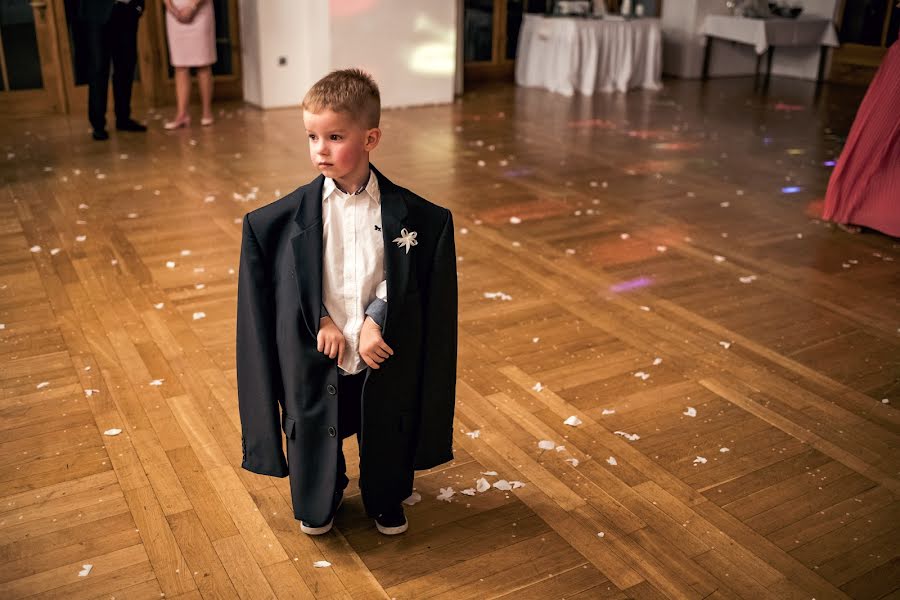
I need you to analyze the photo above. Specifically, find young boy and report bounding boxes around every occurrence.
[236,69,458,536]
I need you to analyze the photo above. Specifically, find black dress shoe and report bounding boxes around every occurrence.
[92,129,109,141]
[116,119,147,132]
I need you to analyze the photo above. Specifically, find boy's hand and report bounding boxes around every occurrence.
[359,317,393,370]
[317,316,346,365]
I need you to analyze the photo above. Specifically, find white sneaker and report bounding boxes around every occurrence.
[300,494,343,535]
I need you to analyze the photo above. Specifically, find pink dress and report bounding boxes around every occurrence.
[165,0,217,67]
[822,41,900,237]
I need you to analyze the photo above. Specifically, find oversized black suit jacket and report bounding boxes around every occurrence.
[236,165,458,524]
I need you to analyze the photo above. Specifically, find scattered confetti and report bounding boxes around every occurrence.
[532,337,540,343]
[461,488,477,496]
[465,429,481,439]
[30,245,41,253]
[693,456,708,465]
[720,447,730,453]
[104,428,122,436]
[149,379,164,386]
[713,255,726,263]
[313,561,331,568]
[633,371,650,381]
[683,407,697,417]
[509,216,522,224]
[781,186,802,194]
[606,456,618,466]
[538,440,555,450]
[532,382,544,392]
[482,471,498,476]
[739,275,757,284]
[601,409,615,415]
[614,431,640,441]
[154,303,164,309]
[484,291,513,301]
[719,341,732,349]
[564,415,582,427]
[192,312,206,320]
[652,357,663,366]
[597,532,605,538]
[565,458,580,467]
[75,235,86,243]
[166,261,176,268]
[36,381,49,389]
[437,487,455,502]
[78,564,93,577]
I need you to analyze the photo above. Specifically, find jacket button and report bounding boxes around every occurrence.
[328,426,336,437]
[327,384,336,395]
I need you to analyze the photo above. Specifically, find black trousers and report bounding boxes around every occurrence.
[335,370,365,495]
[83,3,141,130]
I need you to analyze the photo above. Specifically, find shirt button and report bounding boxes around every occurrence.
[328,426,337,437]
[327,384,336,395]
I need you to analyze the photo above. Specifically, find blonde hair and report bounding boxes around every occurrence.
[302,68,381,128]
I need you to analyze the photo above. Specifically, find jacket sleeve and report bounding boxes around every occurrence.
[414,209,458,469]
[236,214,288,477]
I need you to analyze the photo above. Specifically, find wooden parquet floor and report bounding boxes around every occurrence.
[0,76,898,599]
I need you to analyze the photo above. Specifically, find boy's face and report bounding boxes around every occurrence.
[303,108,380,184]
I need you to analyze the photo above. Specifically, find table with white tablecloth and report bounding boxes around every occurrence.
[698,15,839,83]
[515,14,663,95]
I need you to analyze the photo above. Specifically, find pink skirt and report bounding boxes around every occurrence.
[165,0,217,67]
[822,41,900,237]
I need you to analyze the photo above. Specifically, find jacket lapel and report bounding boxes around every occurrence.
[372,165,410,340]
[291,176,325,341]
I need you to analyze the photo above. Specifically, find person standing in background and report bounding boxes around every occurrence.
[163,0,218,129]
[79,0,148,141]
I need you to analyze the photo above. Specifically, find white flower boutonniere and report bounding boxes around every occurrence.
[393,228,418,254]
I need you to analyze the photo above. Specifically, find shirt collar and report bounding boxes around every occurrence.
[323,169,380,203]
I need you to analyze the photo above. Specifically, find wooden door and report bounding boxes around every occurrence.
[0,0,66,115]
[831,0,899,84]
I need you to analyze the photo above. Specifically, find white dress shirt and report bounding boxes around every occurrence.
[321,170,388,375]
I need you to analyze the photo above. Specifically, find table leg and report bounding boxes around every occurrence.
[764,47,774,89]
[702,36,712,81]
[754,53,763,90]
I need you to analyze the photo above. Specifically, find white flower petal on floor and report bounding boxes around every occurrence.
[564,415,582,427]
[193,312,206,320]
[713,255,726,263]
[509,216,522,224]
[683,407,697,417]
[633,371,650,381]
[78,564,92,577]
[482,471,498,476]
[493,480,512,491]
[181,250,191,256]
[720,447,730,453]
[79,203,89,210]
[606,456,618,466]
[149,379,164,386]
[555,445,566,452]
[565,458,580,467]
[693,456,708,465]
[204,195,216,203]
[484,291,513,301]
[511,481,525,489]
[166,261,176,269]
[532,337,540,343]
[461,488,476,496]
[313,560,331,568]
[104,428,122,436]
[50,248,61,255]
[532,382,544,392]
[475,477,490,493]
[538,440,555,450]
[597,532,605,538]
[601,409,616,415]
[656,245,667,252]
[30,245,41,253]
[75,235,86,242]
[465,429,481,439]
[739,275,757,284]
[85,389,99,397]
[154,303,164,309]
[719,341,732,349]
[36,382,49,389]
[403,491,421,506]
[614,431,640,441]
[437,487,455,502]
[620,233,630,240]
[652,357,663,365]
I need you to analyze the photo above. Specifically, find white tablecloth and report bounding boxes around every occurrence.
[515,15,663,95]
[699,15,839,55]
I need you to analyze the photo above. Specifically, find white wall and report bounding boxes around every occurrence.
[239,0,456,110]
